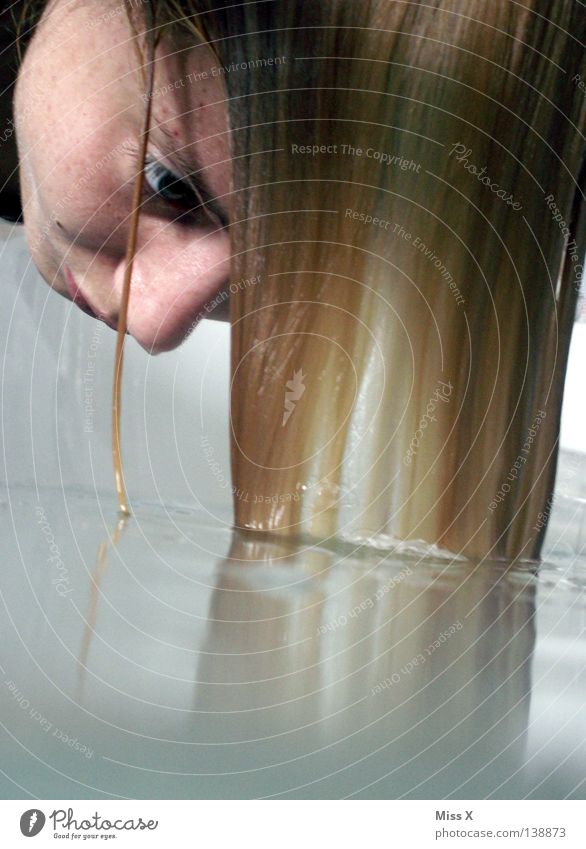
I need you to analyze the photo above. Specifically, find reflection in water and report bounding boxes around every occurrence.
[76,516,129,701]
[7,491,574,799]
[193,532,537,798]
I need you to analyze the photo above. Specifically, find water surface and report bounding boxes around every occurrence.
[1,487,585,799]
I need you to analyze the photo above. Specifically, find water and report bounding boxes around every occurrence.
[1,220,585,798]
[1,487,585,799]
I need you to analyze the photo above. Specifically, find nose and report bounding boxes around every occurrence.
[110,217,230,353]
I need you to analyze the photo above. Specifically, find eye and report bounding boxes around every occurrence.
[143,158,195,206]
[142,155,227,228]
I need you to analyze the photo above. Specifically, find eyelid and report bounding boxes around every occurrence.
[144,158,189,200]
[143,154,201,207]
[144,156,180,183]
[144,151,227,229]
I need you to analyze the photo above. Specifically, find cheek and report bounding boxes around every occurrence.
[16,49,134,255]
[123,228,231,352]
[44,154,131,254]
[18,103,131,262]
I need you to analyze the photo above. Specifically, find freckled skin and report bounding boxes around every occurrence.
[15,0,231,353]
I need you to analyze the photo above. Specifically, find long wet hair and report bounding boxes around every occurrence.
[21,1,586,560]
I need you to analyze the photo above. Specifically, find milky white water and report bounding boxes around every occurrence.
[0,486,584,799]
[1,221,585,799]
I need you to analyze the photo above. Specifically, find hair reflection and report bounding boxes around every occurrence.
[192,533,537,797]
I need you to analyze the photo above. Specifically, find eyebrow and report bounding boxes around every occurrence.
[149,121,229,227]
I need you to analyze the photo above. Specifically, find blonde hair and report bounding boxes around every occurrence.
[23,1,586,560]
[182,0,585,561]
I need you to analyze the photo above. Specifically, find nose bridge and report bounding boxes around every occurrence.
[111,217,230,351]
[136,218,229,289]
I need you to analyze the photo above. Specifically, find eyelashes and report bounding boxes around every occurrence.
[142,155,225,227]
[144,156,200,208]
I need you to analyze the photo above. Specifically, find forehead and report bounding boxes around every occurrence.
[147,34,230,195]
[37,3,221,108]
[150,35,227,138]
[22,1,230,200]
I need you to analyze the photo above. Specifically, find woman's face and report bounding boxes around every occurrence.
[15,0,231,353]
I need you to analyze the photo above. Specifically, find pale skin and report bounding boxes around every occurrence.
[15,0,231,353]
